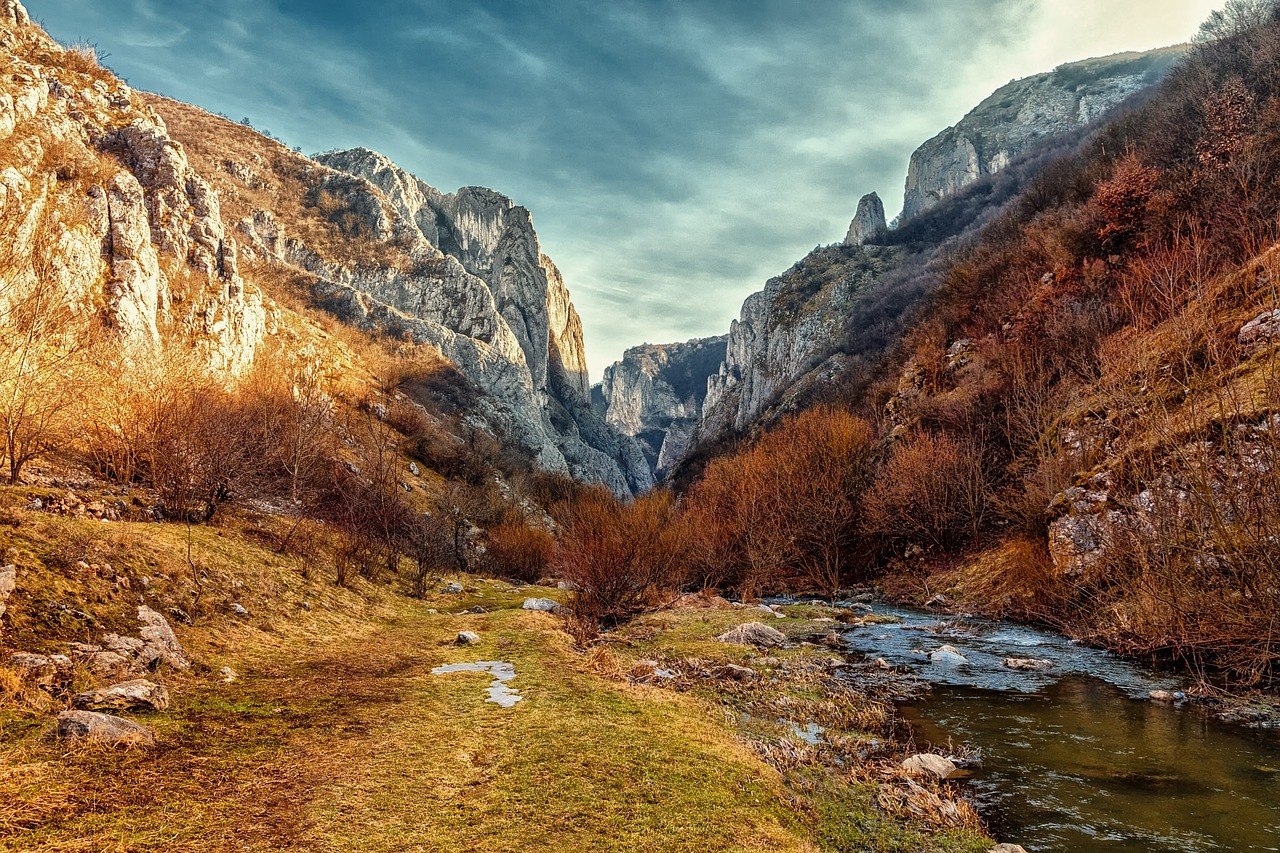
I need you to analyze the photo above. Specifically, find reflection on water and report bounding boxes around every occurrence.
[824,603,1280,851]
[902,679,1280,851]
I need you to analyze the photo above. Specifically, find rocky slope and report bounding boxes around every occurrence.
[0,0,264,374]
[901,46,1185,220]
[595,335,727,477]
[0,0,648,496]
[645,46,1184,472]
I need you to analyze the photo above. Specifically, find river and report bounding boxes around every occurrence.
[832,602,1280,851]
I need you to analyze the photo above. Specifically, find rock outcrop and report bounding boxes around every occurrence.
[698,244,900,441]
[0,5,265,374]
[220,144,650,495]
[901,46,1184,220]
[844,192,886,246]
[596,335,727,477]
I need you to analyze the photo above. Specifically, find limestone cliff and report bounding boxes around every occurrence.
[699,244,900,440]
[0,0,648,495]
[0,0,265,374]
[844,192,886,246]
[901,46,1185,220]
[596,335,727,478]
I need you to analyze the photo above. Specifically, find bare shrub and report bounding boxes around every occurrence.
[481,522,555,584]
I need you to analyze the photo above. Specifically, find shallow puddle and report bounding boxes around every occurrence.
[432,660,523,707]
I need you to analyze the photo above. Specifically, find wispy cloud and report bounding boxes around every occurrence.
[29,0,1223,376]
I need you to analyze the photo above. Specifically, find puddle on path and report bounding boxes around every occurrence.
[432,660,523,707]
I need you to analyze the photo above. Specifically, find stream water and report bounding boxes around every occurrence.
[831,602,1280,851]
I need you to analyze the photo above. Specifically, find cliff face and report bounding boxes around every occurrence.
[0,0,648,495]
[901,46,1185,220]
[698,244,901,442]
[0,0,265,375]
[596,335,727,478]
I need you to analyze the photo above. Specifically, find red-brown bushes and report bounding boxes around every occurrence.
[481,522,555,584]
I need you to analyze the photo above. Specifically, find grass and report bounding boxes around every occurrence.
[0,496,990,851]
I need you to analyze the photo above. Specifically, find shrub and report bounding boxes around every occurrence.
[481,522,555,584]
[553,488,688,643]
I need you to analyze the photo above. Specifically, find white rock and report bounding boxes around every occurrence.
[1003,657,1054,671]
[457,631,481,645]
[72,678,170,712]
[716,622,787,648]
[56,709,155,747]
[901,753,959,779]
[930,645,968,665]
[521,597,561,612]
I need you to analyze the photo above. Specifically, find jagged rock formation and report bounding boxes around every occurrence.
[699,244,900,440]
[596,335,727,477]
[844,192,886,246]
[901,46,1185,220]
[0,1,648,495]
[0,1,265,373]
[229,146,650,495]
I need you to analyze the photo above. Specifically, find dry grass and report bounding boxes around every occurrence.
[0,493,990,852]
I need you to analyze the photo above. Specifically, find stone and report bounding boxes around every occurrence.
[0,564,15,623]
[719,663,757,681]
[56,710,155,747]
[1003,657,1054,671]
[1239,308,1280,355]
[72,678,170,712]
[457,631,481,645]
[901,753,959,779]
[229,603,249,616]
[844,192,887,246]
[989,846,1029,853]
[1149,689,1186,702]
[716,622,787,648]
[137,605,190,670]
[442,582,464,594]
[521,597,561,613]
[219,666,239,683]
[930,645,968,665]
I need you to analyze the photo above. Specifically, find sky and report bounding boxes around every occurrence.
[28,0,1224,379]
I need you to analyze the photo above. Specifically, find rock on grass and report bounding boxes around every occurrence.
[56,710,155,747]
[72,679,170,712]
[716,622,787,648]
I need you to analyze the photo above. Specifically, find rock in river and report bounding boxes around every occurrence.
[1003,657,1054,671]
[902,753,960,779]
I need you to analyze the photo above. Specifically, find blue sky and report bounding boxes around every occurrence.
[29,0,1223,377]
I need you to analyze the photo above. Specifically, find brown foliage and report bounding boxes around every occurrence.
[861,432,988,551]
[481,522,555,584]
[553,488,688,643]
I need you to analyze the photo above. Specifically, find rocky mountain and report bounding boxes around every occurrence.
[0,0,649,496]
[901,46,1185,220]
[633,44,1186,475]
[595,335,727,477]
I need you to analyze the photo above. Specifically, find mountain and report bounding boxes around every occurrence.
[901,46,1186,220]
[594,335,727,478]
[625,43,1185,479]
[0,0,649,496]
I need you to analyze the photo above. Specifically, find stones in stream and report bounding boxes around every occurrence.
[901,753,960,779]
[1002,657,1053,671]
[930,645,968,665]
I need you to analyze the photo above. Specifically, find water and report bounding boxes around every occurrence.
[431,660,523,707]
[834,603,1280,851]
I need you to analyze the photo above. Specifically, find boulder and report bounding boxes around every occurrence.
[0,563,15,622]
[521,597,561,613]
[716,622,787,648]
[442,582,464,594]
[56,710,155,747]
[1149,689,1186,702]
[719,664,757,681]
[137,605,190,669]
[1003,657,1054,671]
[901,753,959,779]
[930,645,968,665]
[1239,308,1280,355]
[457,631,481,645]
[989,846,1029,853]
[219,666,239,683]
[72,678,170,712]
[229,603,249,617]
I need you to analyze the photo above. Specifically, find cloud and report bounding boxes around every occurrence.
[28,0,1225,376]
